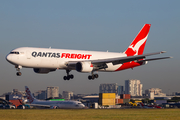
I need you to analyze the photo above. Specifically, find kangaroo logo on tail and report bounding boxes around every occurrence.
[25,86,34,103]
[125,24,151,56]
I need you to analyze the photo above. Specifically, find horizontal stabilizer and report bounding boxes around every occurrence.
[137,56,172,63]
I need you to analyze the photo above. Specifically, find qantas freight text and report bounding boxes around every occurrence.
[6,24,171,80]
[61,53,92,59]
[31,51,92,59]
[32,52,61,58]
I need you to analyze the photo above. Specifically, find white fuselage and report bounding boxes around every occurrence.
[6,47,127,72]
[32,100,85,109]
[6,24,154,75]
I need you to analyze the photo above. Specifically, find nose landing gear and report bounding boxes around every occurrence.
[16,72,22,76]
[15,65,22,76]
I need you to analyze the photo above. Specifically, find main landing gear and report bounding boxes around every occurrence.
[63,70,99,80]
[63,70,74,80]
[15,65,22,76]
[88,72,99,80]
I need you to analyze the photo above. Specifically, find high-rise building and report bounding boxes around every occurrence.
[117,86,124,95]
[33,90,46,100]
[47,86,59,99]
[99,83,118,94]
[62,91,73,100]
[125,79,143,96]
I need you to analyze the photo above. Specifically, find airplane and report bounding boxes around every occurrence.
[139,103,161,109]
[6,24,171,80]
[24,86,85,109]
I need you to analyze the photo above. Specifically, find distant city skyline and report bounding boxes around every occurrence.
[0,80,179,97]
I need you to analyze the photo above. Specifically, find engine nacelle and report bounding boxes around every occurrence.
[76,62,93,73]
[33,68,56,74]
[139,61,148,65]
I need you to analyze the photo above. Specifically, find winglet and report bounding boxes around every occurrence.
[160,51,166,54]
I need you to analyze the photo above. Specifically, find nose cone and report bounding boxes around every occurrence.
[81,104,85,108]
[6,54,11,62]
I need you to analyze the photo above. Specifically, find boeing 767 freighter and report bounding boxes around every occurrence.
[6,24,171,80]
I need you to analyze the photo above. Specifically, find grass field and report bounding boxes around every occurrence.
[0,109,180,120]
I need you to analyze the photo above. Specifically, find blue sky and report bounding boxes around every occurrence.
[0,0,180,95]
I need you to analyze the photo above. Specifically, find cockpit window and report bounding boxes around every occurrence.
[10,51,19,54]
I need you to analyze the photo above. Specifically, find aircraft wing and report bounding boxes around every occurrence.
[67,51,171,69]
[91,51,168,65]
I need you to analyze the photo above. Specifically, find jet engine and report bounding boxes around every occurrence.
[76,62,93,73]
[137,61,148,65]
[33,68,56,74]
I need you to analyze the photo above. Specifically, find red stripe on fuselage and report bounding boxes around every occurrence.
[115,61,142,71]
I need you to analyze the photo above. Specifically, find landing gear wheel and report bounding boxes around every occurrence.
[88,73,99,80]
[94,74,98,78]
[91,75,95,80]
[63,76,67,80]
[88,75,92,80]
[15,65,22,76]
[66,76,70,80]
[63,75,74,80]
[70,74,74,79]
[16,72,22,76]
[63,70,74,80]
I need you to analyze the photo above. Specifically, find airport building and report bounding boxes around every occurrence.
[47,86,59,99]
[145,88,166,99]
[99,83,118,94]
[145,88,162,95]
[125,79,143,96]
[172,92,180,96]
[33,90,46,100]
[3,89,25,108]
